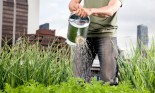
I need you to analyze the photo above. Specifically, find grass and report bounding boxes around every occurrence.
[0,78,150,93]
[118,39,155,92]
[0,37,154,92]
[0,39,73,89]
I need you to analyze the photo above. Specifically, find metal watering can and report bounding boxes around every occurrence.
[67,14,90,43]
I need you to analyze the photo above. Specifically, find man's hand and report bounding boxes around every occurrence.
[69,0,82,12]
[75,8,92,18]
[69,0,92,18]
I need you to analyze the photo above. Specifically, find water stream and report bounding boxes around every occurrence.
[74,37,93,82]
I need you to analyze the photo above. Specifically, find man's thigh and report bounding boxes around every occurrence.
[92,37,118,83]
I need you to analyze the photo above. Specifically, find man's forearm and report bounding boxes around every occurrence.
[90,0,122,17]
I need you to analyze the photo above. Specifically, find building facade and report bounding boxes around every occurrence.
[28,0,39,34]
[0,0,28,45]
[0,0,39,46]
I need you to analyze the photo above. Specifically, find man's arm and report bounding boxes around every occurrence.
[69,0,82,12]
[75,0,122,18]
[90,0,122,17]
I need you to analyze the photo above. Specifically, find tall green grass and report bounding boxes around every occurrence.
[0,39,73,89]
[0,37,155,92]
[118,39,155,92]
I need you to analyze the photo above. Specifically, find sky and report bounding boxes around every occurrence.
[39,0,155,50]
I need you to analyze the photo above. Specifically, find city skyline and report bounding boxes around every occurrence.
[1,0,154,50]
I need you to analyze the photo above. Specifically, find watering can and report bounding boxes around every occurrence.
[67,14,90,43]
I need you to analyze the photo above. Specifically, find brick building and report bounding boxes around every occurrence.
[0,0,28,46]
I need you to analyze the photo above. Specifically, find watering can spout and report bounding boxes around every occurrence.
[67,14,90,43]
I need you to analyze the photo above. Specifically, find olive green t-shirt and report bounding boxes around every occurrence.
[84,0,123,37]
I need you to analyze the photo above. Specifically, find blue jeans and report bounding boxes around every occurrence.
[73,37,119,85]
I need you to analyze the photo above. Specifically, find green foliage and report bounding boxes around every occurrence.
[0,78,150,93]
[118,39,155,92]
[0,40,73,89]
[0,38,155,92]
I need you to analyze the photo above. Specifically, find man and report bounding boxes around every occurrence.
[69,0,123,85]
